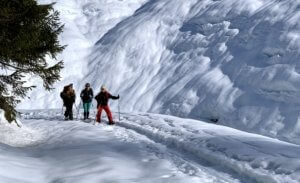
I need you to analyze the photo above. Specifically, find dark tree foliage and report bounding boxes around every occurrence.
[0,0,65,122]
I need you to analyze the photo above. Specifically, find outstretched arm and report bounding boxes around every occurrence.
[109,94,119,100]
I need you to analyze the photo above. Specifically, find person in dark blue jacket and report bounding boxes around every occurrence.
[80,83,93,120]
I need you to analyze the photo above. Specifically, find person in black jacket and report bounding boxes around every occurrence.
[60,84,76,120]
[95,85,119,125]
[80,83,93,120]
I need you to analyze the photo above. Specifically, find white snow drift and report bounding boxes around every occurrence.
[19,0,300,143]
[0,110,42,147]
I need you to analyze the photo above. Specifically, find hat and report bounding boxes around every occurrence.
[85,83,90,87]
[101,85,106,90]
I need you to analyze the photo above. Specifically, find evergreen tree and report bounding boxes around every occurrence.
[0,0,65,122]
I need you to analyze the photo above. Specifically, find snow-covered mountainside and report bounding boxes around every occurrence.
[19,0,300,143]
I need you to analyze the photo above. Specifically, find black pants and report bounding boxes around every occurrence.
[64,103,73,120]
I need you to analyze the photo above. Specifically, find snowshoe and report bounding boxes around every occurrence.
[108,121,115,125]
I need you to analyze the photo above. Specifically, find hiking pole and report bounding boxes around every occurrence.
[118,98,121,122]
[91,102,98,125]
[76,101,81,120]
[76,103,78,120]
[61,105,64,115]
[91,103,96,122]
[61,105,65,120]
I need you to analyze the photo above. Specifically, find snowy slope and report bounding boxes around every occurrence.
[1,110,300,183]
[19,0,300,143]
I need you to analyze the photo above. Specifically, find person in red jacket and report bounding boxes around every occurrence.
[95,85,119,125]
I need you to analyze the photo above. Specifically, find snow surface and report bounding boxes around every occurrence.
[1,110,300,183]
[2,0,300,182]
[19,0,300,144]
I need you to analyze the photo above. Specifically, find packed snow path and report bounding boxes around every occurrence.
[0,115,241,183]
[1,110,300,183]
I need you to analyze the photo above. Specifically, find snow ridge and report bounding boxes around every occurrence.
[118,114,299,183]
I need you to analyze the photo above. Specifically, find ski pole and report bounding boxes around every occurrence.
[118,98,121,122]
[61,105,65,120]
[91,103,96,122]
[76,101,81,119]
[91,103,94,116]
[93,103,98,125]
[73,103,78,120]
[61,105,64,115]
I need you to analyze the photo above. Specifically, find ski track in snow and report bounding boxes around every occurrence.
[1,109,299,183]
[17,112,240,183]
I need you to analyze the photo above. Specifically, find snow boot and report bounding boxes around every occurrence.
[108,121,115,125]
[69,113,73,120]
[83,112,87,120]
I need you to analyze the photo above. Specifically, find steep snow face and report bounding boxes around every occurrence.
[20,0,300,143]
[18,0,148,109]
